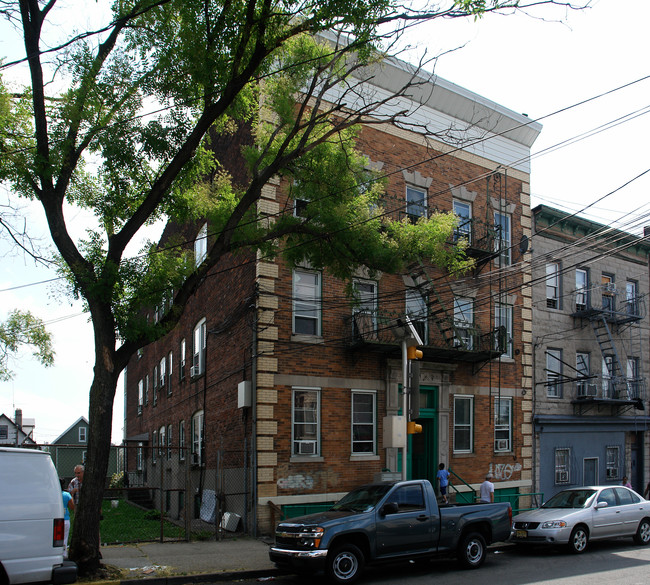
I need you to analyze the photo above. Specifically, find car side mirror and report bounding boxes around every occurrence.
[380,502,399,516]
[596,501,609,509]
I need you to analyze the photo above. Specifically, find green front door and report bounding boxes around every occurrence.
[399,385,438,483]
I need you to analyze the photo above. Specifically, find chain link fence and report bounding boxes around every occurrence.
[38,442,252,544]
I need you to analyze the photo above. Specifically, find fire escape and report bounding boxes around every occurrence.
[571,282,646,414]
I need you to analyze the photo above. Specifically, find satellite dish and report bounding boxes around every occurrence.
[519,235,529,255]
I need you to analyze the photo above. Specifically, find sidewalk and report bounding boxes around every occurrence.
[95,537,281,584]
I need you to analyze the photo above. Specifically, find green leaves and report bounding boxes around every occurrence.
[0,310,54,382]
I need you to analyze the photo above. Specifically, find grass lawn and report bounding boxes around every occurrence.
[95,499,186,544]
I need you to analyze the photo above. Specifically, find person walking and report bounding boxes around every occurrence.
[68,464,84,505]
[479,473,494,503]
[436,463,451,504]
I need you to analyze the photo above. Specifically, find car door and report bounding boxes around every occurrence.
[614,487,646,536]
[591,488,624,538]
[375,484,434,557]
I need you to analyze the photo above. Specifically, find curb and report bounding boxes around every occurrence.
[119,568,283,585]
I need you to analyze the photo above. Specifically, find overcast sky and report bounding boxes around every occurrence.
[1,0,649,444]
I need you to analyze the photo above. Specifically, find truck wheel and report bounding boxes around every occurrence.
[327,544,364,584]
[457,531,486,569]
[633,519,650,545]
[568,526,588,553]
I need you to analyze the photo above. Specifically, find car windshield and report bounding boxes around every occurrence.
[331,484,393,513]
[542,489,596,509]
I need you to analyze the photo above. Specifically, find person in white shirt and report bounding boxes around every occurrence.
[479,473,494,503]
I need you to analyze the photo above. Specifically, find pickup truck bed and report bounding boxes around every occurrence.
[270,479,511,584]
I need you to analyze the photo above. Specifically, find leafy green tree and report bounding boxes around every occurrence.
[0,0,579,574]
[0,309,54,381]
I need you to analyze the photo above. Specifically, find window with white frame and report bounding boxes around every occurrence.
[602,355,614,398]
[626,280,639,316]
[406,289,427,343]
[144,374,149,405]
[0,425,7,440]
[546,263,560,309]
[601,273,615,312]
[293,269,321,336]
[179,420,185,461]
[494,397,512,452]
[159,356,166,389]
[153,365,158,405]
[167,424,172,460]
[406,185,427,221]
[453,395,473,453]
[179,338,186,381]
[138,379,143,415]
[159,425,165,457]
[555,447,570,484]
[453,200,472,242]
[136,442,143,471]
[495,303,513,358]
[152,430,158,463]
[546,349,563,398]
[494,211,511,266]
[292,388,320,456]
[576,352,591,397]
[606,446,620,480]
[191,410,204,465]
[454,297,474,350]
[351,391,376,454]
[192,318,207,377]
[352,279,378,338]
[627,357,640,398]
[194,222,207,267]
[575,268,588,310]
[79,426,87,443]
[167,351,173,395]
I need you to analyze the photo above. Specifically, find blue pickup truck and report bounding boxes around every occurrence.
[269,479,512,584]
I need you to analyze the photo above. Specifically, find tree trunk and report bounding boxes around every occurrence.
[68,334,119,575]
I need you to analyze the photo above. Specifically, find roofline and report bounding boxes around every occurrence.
[51,416,89,445]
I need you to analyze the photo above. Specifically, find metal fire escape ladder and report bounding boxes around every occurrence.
[590,315,629,400]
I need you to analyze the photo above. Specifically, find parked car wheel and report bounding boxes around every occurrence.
[457,531,486,569]
[327,544,364,584]
[568,526,589,553]
[633,518,650,545]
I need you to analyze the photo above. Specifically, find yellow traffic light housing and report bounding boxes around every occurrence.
[407,346,423,360]
[407,421,423,434]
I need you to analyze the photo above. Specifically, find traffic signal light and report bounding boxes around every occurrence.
[407,421,423,434]
[407,345,423,360]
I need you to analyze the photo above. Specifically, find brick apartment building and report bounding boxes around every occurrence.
[123,56,542,534]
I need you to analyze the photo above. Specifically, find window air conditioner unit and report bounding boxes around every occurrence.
[556,471,569,483]
[606,468,619,479]
[297,440,317,455]
[603,283,616,293]
[190,365,199,377]
[495,439,509,451]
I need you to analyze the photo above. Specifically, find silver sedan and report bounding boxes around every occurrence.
[511,486,650,553]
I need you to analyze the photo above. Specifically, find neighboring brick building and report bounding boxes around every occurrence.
[123,56,542,534]
[531,205,650,500]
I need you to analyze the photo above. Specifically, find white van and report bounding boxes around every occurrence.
[0,447,77,584]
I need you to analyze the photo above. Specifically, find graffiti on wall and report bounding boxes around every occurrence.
[277,474,315,490]
[489,462,522,481]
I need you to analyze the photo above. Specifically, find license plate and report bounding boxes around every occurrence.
[516,530,528,539]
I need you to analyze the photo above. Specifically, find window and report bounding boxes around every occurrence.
[546,263,560,309]
[606,446,620,480]
[136,442,143,471]
[159,356,166,390]
[406,186,427,221]
[406,289,427,343]
[626,280,639,316]
[144,374,149,405]
[601,274,615,312]
[191,410,204,465]
[293,193,309,217]
[179,338,186,381]
[153,365,158,405]
[453,395,473,453]
[494,212,511,266]
[167,424,173,460]
[602,355,615,398]
[494,398,512,452]
[293,269,321,335]
[575,269,588,310]
[79,426,87,443]
[454,297,474,350]
[393,484,425,511]
[159,425,165,457]
[555,447,570,484]
[167,351,173,395]
[352,279,378,339]
[293,388,320,456]
[495,303,513,358]
[546,349,563,398]
[194,222,207,267]
[627,357,640,398]
[351,391,376,454]
[152,430,158,463]
[453,200,472,242]
[192,318,207,377]
[0,425,8,440]
[576,352,592,397]
[138,379,144,415]
[179,420,186,461]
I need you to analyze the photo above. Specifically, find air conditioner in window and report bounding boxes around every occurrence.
[603,283,616,293]
[495,439,509,451]
[606,467,619,479]
[297,440,317,455]
[190,365,200,377]
[556,471,569,483]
